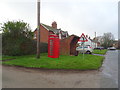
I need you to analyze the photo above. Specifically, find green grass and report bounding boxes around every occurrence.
[0,56,1,60]
[0,55,17,61]
[2,53,104,70]
[93,49,107,55]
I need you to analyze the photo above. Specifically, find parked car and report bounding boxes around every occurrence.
[94,47,104,50]
[76,45,93,54]
[107,47,116,50]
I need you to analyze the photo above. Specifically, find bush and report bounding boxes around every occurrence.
[1,20,48,56]
[20,40,48,55]
[2,38,48,56]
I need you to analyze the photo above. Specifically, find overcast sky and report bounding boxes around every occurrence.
[0,0,119,39]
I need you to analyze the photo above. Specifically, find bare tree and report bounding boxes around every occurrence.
[101,32,115,48]
[93,36,103,44]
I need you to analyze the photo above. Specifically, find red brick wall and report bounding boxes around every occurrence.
[34,25,54,43]
[60,35,79,55]
[60,37,71,55]
[40,25,49,43]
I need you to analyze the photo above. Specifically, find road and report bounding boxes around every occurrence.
[99,50,118,88]
[2,50,118,88]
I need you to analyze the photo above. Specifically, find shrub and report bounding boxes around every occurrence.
[20,40,48,55]
[1,20,48,56]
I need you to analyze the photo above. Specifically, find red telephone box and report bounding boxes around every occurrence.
[48,34,60,58]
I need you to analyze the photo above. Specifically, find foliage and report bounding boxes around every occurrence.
[2,54,104,70]
[100,32,115,49]
[2,20,47,56]
[2,20,34,55]
[2,20,33,39]
[20,41,48,55]
[93,33,115,48]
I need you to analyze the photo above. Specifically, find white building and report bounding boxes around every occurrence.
[78,35,97,49]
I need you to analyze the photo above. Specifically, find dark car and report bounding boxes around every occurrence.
[94,47,104,50]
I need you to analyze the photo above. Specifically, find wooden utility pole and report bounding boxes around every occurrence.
[37,0,40,58]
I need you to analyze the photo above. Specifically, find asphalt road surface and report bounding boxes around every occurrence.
[2,50,118,88]
[99,50,118,88]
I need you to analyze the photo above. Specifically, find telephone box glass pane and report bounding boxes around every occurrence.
[49,39,53,56]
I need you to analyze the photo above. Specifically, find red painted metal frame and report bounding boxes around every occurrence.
[48,34,60,58]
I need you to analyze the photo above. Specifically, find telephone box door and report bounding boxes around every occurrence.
[48,35,59,58]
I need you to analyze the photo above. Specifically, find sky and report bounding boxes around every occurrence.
[0,0,119,39]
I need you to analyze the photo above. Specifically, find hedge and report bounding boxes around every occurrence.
[2,39,48,56]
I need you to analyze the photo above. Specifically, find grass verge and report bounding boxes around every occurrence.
[2,53,104,70]
[93,49,107,55]
[0,55,17,61]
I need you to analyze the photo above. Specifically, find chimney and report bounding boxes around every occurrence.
[52,21,57,29]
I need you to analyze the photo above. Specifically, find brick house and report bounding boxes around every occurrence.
[34,21,69,43]
[34,21,80,56]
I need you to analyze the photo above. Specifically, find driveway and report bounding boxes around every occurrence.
[2,50,118,88]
